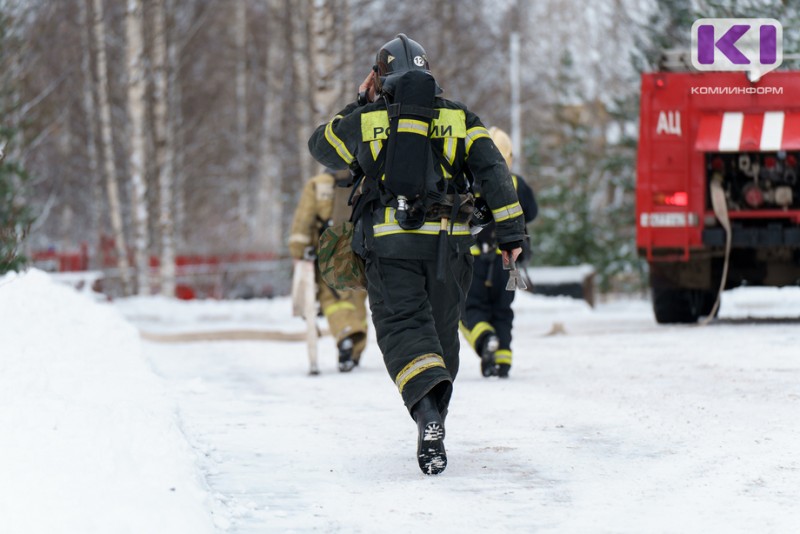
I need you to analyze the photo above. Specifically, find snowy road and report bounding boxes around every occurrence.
[129,290,800,533]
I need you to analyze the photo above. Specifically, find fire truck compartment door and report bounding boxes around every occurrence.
[695,111,800,152]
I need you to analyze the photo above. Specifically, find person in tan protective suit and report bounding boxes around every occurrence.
[288,168,369,372]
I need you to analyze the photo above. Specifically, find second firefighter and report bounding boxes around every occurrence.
[460,127,538,378]
[288,169,369,372]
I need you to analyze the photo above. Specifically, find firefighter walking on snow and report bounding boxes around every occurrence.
[307,34,525,475]
[289,169,368,372]
[460,127,538,379]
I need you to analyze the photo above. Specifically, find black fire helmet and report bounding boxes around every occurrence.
[373,33,442,96]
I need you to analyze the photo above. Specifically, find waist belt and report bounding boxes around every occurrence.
[374,207,471,237]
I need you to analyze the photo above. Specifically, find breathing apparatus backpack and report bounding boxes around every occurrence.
[379,69,445,230]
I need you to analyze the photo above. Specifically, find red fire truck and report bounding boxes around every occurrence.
[636,66,800,323]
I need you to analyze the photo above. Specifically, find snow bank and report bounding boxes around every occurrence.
[0,269,215,534]
[528,263,595,284]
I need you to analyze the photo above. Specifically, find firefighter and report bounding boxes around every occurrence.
[307,34,525,475]
[460,127,538,379]
[288,168,368,372]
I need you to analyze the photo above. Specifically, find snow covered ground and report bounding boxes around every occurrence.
[3,268,800,533]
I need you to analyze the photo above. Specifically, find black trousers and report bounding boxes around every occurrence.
[461,254,515,357]
[365,251,473,416]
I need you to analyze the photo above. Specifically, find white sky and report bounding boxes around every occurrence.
[2,269,800,533]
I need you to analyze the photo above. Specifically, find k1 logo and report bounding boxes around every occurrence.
[691,18,783,80]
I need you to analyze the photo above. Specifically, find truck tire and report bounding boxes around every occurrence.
[651,286,718,324]
[652,286,699,323]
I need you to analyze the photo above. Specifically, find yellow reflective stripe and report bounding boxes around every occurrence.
[373,208,471,236]
[469,246,502,255]
[323,301,356,316]
[492,201,523,222]
[370,140,383,160]
[361,110,389,141]
[397,118,429,135]
[373,224,471,237]
[465,126,490,154]
[325,116,354,164]
[373,221,471,237]
[512,174,518,190]
[395,353,446,393]
[444,136,456,165]
[431,109,466,138]
[495,349,512,365]
[459,321,495,350]
[288,233,311,245]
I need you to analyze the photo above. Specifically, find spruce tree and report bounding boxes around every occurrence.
[0,139,33,274]
[528,51,643,292]
[1,9,35,274]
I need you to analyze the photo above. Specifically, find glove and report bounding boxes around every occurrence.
[302,246,317,261]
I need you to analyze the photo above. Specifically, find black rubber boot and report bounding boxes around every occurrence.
[412,393,446,475]
[338,337,355,373]
[497,363,510,378]
[480,335,499,377]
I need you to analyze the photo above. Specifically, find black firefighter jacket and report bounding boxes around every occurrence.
[307,97,526,260]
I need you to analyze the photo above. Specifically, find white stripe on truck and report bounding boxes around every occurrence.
[760,111,784,151]
[719,112,743,151]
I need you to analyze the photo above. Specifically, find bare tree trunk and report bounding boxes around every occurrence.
[311,0,336,124]
[233,0,250,239]
[291,0,313,182]
[168,0,185,246]
[79,0,101,265]
[256,0,285,253]
[125,0,150,295]
[92,0,131,294]
[153,0,176,297]
[8,27,23,164]
[337,0,354,108]
[309,0,351,123]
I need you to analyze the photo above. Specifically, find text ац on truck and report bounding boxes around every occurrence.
[636,54,800,323]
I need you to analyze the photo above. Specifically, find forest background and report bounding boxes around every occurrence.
[1,0,798,296]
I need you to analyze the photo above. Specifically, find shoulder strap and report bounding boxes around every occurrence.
[433,145,470,193]
[387,103,437,119]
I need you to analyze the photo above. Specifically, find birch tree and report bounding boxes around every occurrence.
[125,0,150,294]
[291,0,313,183]
[168,0,185,245]
[256,0,285,253]
[78,0,101,252]
[233,0,249,237]
[311,0,337,125]
[91,0,131,294]
[153,0,176,296]
[338,0,355,107]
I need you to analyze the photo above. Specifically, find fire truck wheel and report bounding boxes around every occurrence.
[652,286,702,324]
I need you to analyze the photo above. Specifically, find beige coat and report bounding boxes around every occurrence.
[288,172,368,360]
